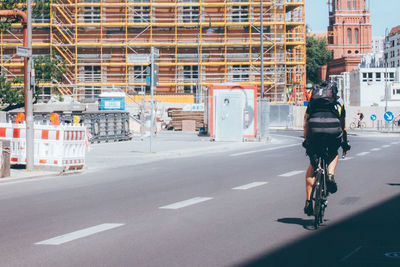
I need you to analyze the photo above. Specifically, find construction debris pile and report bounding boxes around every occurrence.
[166,108,204,131]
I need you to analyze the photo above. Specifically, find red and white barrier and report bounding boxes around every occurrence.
[0,123,87,170]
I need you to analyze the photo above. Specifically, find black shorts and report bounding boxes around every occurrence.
[306,135,341,168]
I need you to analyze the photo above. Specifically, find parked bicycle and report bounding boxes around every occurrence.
[349,117,366,129]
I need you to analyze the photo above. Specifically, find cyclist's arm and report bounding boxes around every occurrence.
[304,113,309,139]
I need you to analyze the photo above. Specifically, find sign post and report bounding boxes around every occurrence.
[370,114,377,129]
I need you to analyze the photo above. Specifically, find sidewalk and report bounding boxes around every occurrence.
[3,131,272,181]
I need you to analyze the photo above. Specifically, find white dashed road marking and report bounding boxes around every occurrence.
[340,246,363,262]
[230,144,299,157]
[341,157,354,161]
[370,148,381,151]
[357,152,370,156]
[278,170,304,177]
[382,145,390,148]
[35,223,124,245]
[233,182,268,190]
[159,197,213,210]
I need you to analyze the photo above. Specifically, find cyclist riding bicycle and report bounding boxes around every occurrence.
[303,82,351,216]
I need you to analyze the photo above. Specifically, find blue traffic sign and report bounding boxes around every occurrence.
[370,114,377,121]
[384,111,394,122]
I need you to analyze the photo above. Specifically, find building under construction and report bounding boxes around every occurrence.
[1,0,306,104]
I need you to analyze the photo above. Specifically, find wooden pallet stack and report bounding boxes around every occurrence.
[167,108,204,131]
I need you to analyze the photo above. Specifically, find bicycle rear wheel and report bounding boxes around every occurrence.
[313,171,323,229]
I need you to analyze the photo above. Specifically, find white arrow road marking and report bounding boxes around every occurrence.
[35,223,124,245]
[279,170,305,177]
[382,145,390,148]
[159,197,213,210]
[370,148,381,151]
[230,143,299,157]
[232,182,268,190]
[357,152,370,156]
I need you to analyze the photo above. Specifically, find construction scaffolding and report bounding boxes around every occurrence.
[0,0,306,104]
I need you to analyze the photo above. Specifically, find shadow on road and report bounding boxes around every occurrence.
[276,217,315,230]
[387,183,400,186]
[235,194,400,267]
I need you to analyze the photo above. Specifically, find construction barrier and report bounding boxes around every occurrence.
[0,123,87,170]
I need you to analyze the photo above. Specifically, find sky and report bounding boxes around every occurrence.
[305,0,400,37]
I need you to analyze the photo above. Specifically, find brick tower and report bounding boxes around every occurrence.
[327,0,372,75]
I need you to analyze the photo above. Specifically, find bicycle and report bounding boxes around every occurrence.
[349,118,366,129]
[310,148,329,229]
[310,146,348,229]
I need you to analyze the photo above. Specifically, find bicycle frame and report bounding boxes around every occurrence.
[311,151,329,229]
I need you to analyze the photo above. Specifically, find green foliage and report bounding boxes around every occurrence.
[306,35,333,85]
[0,52,66,110]
[0,0,53,32]
[34,51,66,85]
[0,74,24,111]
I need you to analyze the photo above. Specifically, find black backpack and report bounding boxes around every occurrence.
[308,83,342,138]
[310,83,337,110]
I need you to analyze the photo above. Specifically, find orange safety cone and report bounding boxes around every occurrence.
[15,113,25,124]
[50,113,60,126]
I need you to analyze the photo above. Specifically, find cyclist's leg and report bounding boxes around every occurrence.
[306,164,315,200]
[327,155,339,176]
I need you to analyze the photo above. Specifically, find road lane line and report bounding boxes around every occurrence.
[35,223,124,245]
[230,143,299,157]
[370,148,381,151]
[340,157,354,161]
[159,197,213,210]
[356,152,370,156]
[382,145,390,148]
[278,170,304,177]
[232,182,268,190]
[340,246,363,262]
[391,142,399,145]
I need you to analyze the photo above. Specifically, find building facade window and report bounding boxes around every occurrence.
[347,28,352,44]
[232,65,249,81]
[353,0,357,9]
[129,65,149,94]
[84,0,101,23]
[130,0,150,23]
[183,65,198,94]
[355,28,359,44]
[362,72,367,82]
[347,0,351,10]
[84,65,101,99]
[232,0,249,22]
[182,5,199,23]
[376,72,381,81]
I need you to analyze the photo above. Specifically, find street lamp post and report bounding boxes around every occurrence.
[26,0,34,170]
[384,27,389,113]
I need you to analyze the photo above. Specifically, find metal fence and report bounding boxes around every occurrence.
[7,111,132,143]
[269,104,293,128]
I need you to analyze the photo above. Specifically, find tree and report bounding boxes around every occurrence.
[306,35,333,85]
[0,75,24,111]
[0,0,52,32]
[0,53,66,111]
[0,1,66,110]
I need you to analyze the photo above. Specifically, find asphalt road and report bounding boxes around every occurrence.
[0,132,399,267]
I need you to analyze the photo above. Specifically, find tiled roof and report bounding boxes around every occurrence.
[389,25,400,36]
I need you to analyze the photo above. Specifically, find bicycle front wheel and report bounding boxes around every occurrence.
[350,122,356,130]
[313,172,324,229]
